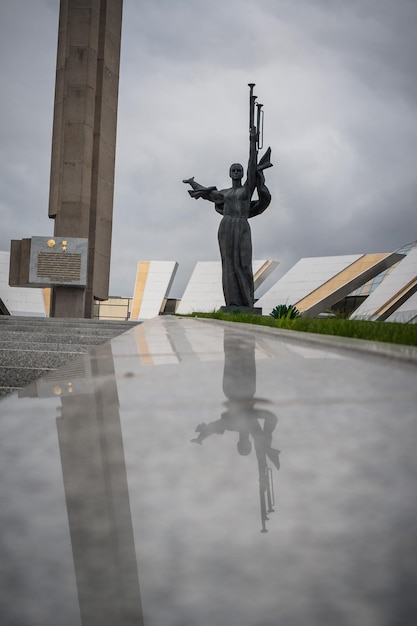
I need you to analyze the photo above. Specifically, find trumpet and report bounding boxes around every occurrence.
[248,83,264,151]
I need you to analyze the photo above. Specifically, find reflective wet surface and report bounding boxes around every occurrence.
[1,316,417,625]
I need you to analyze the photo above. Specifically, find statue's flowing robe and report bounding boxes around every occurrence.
[187,149,272,307]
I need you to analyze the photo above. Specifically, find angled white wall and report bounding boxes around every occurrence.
[386,291,417,323]
[256,255,362,316]
[131,261,178,320]
[176,260,278,315]
[177,262,221,314]
[351,248,417,321]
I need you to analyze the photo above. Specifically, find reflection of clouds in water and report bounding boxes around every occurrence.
[4,316,416,625]
[103,318,417,623]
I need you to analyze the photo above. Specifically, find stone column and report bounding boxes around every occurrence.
[49,0,123,317]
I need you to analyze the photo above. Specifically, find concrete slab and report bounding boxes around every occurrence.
[0,316,416,625]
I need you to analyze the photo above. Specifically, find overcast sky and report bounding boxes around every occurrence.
[1,0,416,298]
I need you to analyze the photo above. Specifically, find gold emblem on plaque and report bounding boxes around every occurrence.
[62,240,67,252]
[47,239,56,248]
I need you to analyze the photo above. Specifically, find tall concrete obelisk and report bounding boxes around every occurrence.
[48,0,123,318]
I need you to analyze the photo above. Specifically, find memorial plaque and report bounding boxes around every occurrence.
[29,237,88,287]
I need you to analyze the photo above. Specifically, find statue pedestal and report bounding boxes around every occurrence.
[220,306,262,316]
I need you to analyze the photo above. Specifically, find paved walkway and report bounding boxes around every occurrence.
[0,316,140,397]
[1,316,416,625]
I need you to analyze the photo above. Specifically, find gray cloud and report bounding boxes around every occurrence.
[1,0,416,298]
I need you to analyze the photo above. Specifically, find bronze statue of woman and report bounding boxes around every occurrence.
[183,96,272,309]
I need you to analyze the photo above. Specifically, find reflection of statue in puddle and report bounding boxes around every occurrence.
[191,331,280,532]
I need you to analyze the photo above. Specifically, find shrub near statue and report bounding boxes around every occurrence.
[183,84,273,311]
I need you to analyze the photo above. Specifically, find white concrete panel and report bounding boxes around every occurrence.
[137,261,178,320]
[256,255,362,316]
[253,260,279,290]
[386,291,417,323]
[351,248,417,321]
[176,262,223,314]
[177,260,273,314]
[0,251,47,316]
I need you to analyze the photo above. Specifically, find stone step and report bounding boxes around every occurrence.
[0,330,128,344]
[0,316,141,399]
[1,366,62,397]
[0,315,138,325]
[0,341,101,352]
[0,348,82,370]
[0,318,138,333]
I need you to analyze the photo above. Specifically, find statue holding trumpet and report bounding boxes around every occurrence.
[183,83,273,310]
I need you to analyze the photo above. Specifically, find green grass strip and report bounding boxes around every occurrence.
[181,311,417,347]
